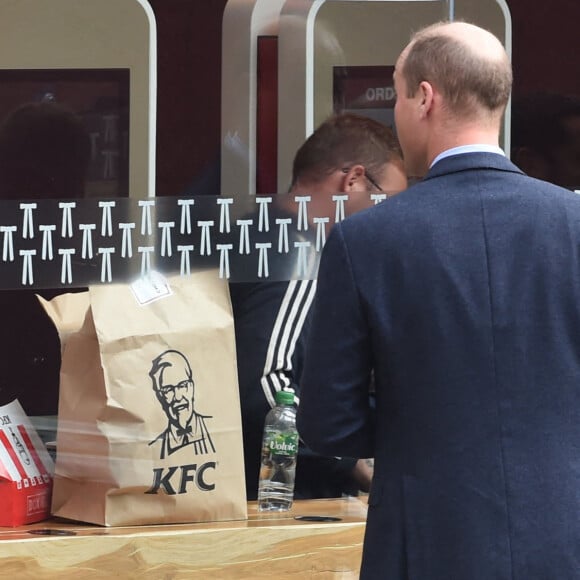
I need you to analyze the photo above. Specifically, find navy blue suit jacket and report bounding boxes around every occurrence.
[297,153,580,579]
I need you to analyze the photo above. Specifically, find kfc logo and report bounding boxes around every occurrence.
[148,349,215,459]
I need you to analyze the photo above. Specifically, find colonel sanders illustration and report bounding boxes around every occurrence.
[149,349,215,459]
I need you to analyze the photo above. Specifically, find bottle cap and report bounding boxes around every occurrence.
[275,389,295,405]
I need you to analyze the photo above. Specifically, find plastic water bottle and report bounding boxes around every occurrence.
[257,388,298,512]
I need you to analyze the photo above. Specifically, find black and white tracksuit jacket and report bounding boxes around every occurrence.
[230,279,358,500]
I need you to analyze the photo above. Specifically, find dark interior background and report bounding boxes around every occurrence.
[148,0,580,197]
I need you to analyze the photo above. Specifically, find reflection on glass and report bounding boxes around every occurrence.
[511,92,580,190]
[0,69,130,199]
[333,65,396,130]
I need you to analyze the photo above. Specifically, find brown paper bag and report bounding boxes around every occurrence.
[41,271,247,526]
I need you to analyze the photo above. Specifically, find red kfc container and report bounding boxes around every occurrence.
[0,400,54,526]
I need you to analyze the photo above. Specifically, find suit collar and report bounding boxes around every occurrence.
[424,152,524,181]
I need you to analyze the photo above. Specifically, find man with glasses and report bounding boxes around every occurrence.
[231,112,407,501]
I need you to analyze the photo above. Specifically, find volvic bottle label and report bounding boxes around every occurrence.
[267,432,298,458]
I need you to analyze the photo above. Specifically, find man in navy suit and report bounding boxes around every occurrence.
[297,21,580,579]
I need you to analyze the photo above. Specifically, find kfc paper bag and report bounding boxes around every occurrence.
[0,399,54,526]
[44,271,247,526]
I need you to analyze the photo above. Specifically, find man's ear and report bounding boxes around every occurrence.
[341,164,366,192]
[418,81,434,118]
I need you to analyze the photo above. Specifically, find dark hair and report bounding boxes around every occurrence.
[0,102,91,200]
[291,113,402,187]
[402,23,512,117]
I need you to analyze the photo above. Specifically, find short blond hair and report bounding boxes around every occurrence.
[402,22,512,118]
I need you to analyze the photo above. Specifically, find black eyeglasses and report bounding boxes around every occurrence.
[341,167,383,192]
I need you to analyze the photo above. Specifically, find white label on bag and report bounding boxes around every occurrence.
[131,270,173,305]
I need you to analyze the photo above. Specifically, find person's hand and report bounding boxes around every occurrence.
[351,458,374,493]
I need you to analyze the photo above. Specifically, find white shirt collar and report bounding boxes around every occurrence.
[430,144,505,168]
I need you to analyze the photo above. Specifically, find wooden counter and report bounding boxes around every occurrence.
[0,497,367,578]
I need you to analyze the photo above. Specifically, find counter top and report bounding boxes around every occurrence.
[0,497,368,578]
